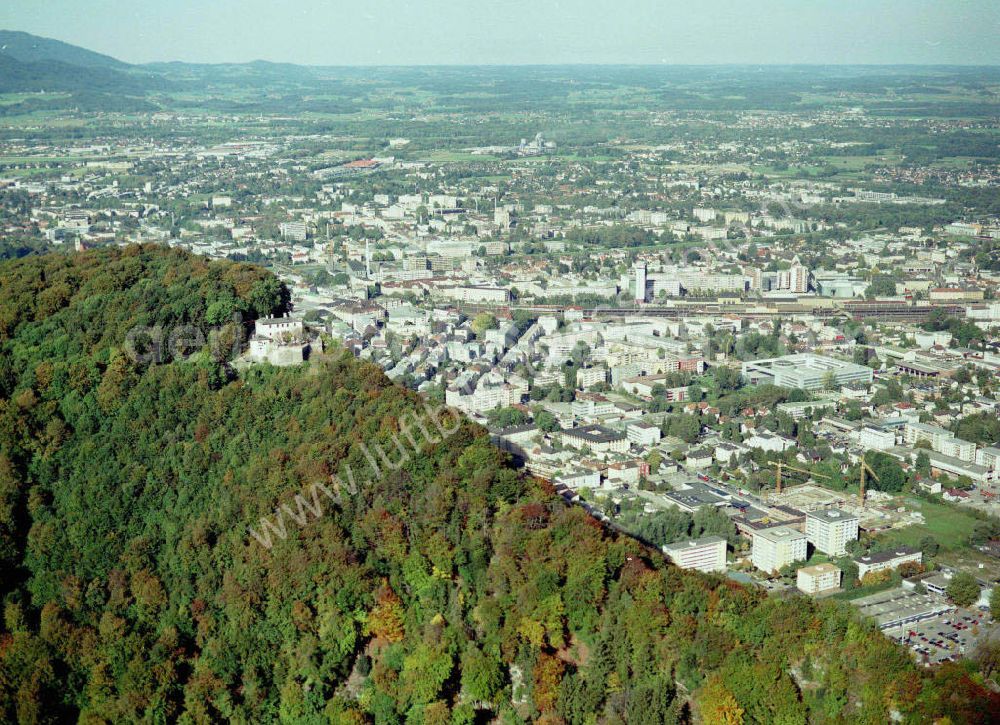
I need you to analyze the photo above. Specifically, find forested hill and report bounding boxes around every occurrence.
[0,30,129,69]
[0,31,166,98]
[0,246,996,723]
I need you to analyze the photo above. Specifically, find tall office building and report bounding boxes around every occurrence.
[776,255,810,293]
[634,262,647,303]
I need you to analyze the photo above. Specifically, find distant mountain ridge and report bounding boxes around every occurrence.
[1,29,999,117]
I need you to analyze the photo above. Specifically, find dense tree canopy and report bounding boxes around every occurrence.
[863,452,908,493]
[953,412,1000,448]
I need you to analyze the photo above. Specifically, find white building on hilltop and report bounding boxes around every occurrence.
[250,314,309,366]
[254,315,303,342]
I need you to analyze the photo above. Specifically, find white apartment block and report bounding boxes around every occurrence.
[572,393,616,418]
[280,221,307,241]
[904,422,954,449]
[858,426,896,451]
[939,438,976,462]
[470,380,520,413]
[744,432,796,453]
[694,226,728,241]
[620,375,689,401]
[752,526,808,574]
[805,509,859,557]
[904,422,975,462]
[429,194,458,208]
[662,536,727,573]
[650,277,683,297]
[626,421,662,447]
[676,272,748,293]
[714,442,745,465]
[438,286,510,304]
[775,400,837,420]
[633,262,648,303]
[976,447,1000,471]
[854,547,922,580]
[797,563,842,595]
[776,259,810,294]
[446,372,523,414]
[576,366,608,389]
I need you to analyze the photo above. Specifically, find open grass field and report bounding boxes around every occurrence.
[928,156,981,170]
[758,154,901,180]
[874,496,982,551]
[0,115,89,128]
[0,155,87,164]
[0,92,73,106]
[416,150,497,162]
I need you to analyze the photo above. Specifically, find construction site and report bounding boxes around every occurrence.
[764,482,924,531]
[758,460,924,532]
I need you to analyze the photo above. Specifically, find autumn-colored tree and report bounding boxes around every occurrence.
[365,584,406,644]
[897,560,925,578]
[699,675,744,725]
[533,653,565,714]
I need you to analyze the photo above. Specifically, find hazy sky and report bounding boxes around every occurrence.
[2,0,999,66]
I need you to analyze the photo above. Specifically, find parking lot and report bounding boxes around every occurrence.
[883,608,995,666]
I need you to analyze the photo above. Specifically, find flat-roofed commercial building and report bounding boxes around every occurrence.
[561,424,628,454]
[797,563,842,595]
[663,482,730,513]
[741,354,873,391]
[805,508,859,557]
[926,451,994,488]
[752,526,807,574]
[850,587,953,630]
[662,536,727,573]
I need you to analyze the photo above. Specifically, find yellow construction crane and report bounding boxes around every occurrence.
[859,456,880,507]
[768,461,829,495]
